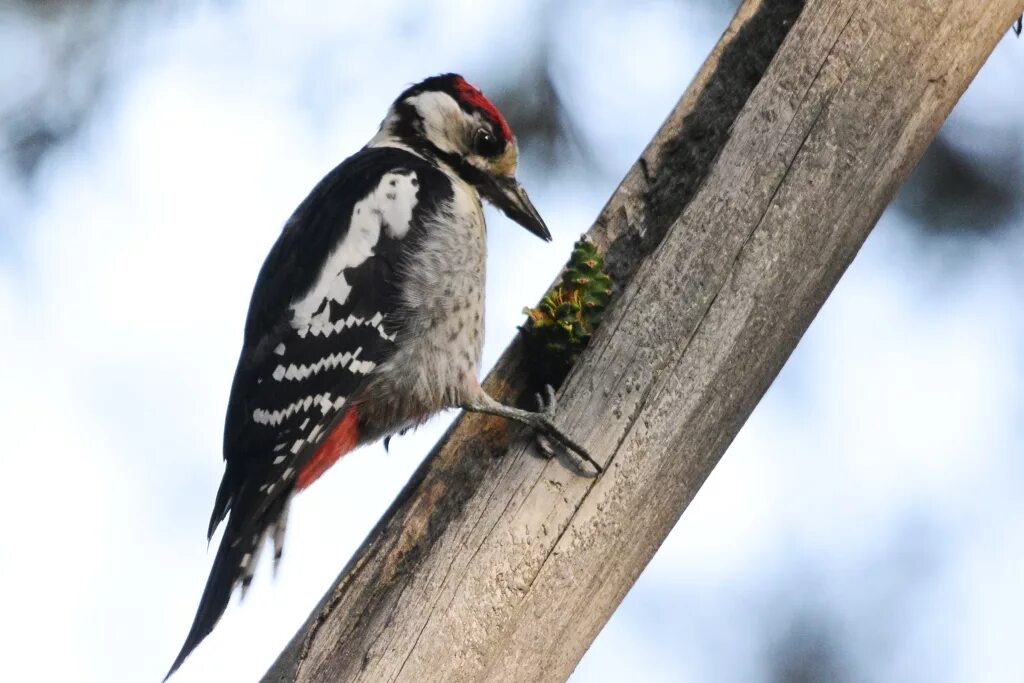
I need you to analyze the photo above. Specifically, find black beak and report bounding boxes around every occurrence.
[479,175,551,242]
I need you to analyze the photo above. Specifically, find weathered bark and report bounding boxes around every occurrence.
[264,1,1022,681]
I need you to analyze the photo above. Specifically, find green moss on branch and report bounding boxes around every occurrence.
[521,237,613,382]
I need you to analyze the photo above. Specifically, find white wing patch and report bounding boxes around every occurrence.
[380,173,419,239]
[290,171,419,328]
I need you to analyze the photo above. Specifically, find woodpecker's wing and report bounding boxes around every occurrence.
[166,145,453,680]
[214,145,454,531]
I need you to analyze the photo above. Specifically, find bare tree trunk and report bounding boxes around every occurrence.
[264,1,1022,681]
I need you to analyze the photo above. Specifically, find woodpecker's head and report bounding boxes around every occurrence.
[374,73,551,241]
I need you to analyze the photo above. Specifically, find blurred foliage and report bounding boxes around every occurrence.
[489,43,595,174]
[6,0,1019,251]
[896,127,1023,240]
[0,0,133,179]
[0,0,590,183]
[768,611,853,683]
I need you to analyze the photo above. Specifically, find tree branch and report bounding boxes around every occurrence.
[264,0,1021,680]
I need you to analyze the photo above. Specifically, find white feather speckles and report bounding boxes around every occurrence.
[269,348,365,383]
[350,359,377,375]
[309,313,369,339]
[290,171,419,328]
[262,392,348,465]
[371,311,397,342]
[253,391,336,427]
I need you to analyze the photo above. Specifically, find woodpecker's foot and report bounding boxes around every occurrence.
[463,386,602,475]
[532,385,595,467]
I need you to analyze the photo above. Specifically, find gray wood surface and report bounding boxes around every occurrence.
[263,1,1022,680]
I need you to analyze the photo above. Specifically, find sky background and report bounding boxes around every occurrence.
[1,1,1022,681]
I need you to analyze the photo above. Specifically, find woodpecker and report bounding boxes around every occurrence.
[166,74,598,678]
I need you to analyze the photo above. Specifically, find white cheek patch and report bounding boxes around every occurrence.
[290,171,419,327]
[405,91,467,155]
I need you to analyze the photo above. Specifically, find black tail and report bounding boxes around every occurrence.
[165,491,291,680]
[164,514,251,680]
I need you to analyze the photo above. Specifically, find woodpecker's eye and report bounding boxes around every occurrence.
[473,127,503,157]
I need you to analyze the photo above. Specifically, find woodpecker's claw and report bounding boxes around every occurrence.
[532,390,557,460]
[535,417,602,475]
[532,384,602,474]
[534,433,556,460]
[534,384,559,417]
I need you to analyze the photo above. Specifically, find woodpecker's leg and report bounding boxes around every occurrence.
[463,385,602,474]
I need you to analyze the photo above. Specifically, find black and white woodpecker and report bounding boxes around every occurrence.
[166,74,598,678]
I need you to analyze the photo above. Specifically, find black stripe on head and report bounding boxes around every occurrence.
[395,73,465,109]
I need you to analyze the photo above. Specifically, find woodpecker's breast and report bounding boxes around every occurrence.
[372,175,486,420]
